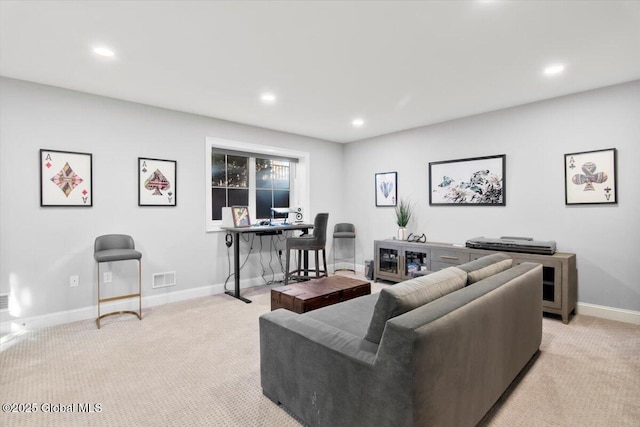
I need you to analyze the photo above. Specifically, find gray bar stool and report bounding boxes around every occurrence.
[94,234,142,329]
[333,223,356,273]
[285,213,329,285]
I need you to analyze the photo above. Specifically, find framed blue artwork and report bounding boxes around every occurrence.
[375,171,397,207]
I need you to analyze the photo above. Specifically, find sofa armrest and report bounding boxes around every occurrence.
[259,309,413,427]
[260,308,377,366]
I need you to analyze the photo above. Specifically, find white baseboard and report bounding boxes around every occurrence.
[576,302,640,325]
[0,266,372,338]
[6,278,637,337]
[0,275,272,336]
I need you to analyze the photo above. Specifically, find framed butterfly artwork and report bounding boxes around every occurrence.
[429,154,506,206]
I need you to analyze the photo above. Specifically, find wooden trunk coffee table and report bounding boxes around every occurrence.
[271,275,371,314]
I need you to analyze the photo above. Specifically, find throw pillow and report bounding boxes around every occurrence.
[364,266,466,344]
[457,253,513,285]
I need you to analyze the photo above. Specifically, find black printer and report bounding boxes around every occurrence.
[466,236,556,255]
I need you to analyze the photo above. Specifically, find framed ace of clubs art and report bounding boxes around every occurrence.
[564,148,617,205]
[40,149,93,207]
[138,157,177,206]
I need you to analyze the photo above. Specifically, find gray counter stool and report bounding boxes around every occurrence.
[94,234,142,329]
[333,223,356,273]
[285,213,329,285]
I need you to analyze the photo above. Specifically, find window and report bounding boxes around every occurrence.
[211,153,249,220]
[205,137,309,232]
[256,158,290,219]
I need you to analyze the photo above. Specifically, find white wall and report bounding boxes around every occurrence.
[0,77,345,322]
[344,80,640,312]
[2,77,638,327]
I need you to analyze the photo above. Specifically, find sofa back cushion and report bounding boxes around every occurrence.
[457,253,513,285]
[364,267,467,344]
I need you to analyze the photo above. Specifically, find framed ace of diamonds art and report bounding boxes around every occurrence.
[40,149,93,207]
[138,157,177,206]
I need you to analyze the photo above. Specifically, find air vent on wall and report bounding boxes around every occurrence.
[0,294,8,311]
[152,271,176,289]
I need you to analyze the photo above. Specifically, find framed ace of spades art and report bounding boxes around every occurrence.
[40,149,93,207]
[138,157,177,206]
[564,148,617,205]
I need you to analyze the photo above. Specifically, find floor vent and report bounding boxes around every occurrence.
[0,294,8,311]
[152,271,176,289]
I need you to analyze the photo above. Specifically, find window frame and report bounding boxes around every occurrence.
[205,137,310,232]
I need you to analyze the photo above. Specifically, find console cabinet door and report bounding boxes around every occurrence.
[374,241,430,281]
[374,241,403,281]
[401,247,429,280]
[512,256,562,310]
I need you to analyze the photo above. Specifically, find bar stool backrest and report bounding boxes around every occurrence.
[310,213,329,247]
[95,234,135,252]
[333,223,356,237]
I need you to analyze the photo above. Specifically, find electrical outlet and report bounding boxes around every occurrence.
[104,271,112,283]
[70,275,79,287]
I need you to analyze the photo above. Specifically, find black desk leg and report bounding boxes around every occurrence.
[225,231,252,303]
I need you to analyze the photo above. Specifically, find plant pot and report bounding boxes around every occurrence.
[397,227,407,241]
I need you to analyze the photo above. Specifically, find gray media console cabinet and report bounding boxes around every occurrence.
[374,239,577,324]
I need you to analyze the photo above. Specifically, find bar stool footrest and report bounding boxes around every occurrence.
[96,310,142,328]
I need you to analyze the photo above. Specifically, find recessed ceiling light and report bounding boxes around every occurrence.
[543,64,565,76]
[93,46,115,58]
[352,118,365,128]
[260,93,277,104]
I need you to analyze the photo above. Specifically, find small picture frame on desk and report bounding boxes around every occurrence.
[231,206,251,227]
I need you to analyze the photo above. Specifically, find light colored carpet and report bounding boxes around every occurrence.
[1,280,638,426]
[479,313,640,426]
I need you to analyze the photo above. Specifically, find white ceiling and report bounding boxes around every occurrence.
[1,1,639,143]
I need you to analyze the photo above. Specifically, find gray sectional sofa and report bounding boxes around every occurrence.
[259,253,542,426]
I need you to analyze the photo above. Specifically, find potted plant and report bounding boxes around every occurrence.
[394,198,413,241]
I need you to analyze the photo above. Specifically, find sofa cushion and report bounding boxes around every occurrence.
[305,293,379,338]
[364,266,466,344]
[457,253,513,285]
